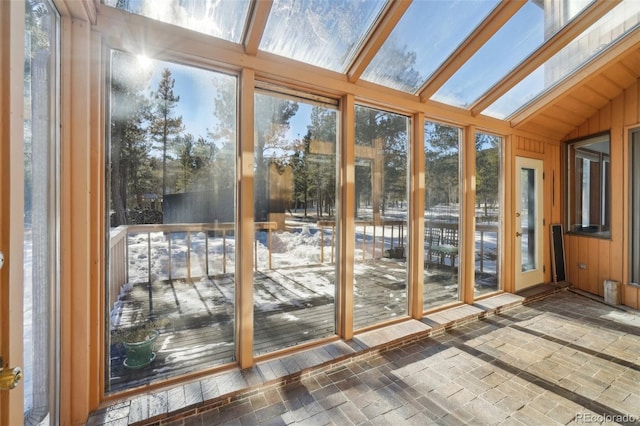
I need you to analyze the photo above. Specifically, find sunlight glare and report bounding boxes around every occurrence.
[137,54,153,70]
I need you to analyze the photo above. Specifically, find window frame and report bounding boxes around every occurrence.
[565,131,611,239]
[629,129,640,286]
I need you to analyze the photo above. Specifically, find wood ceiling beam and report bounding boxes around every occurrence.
[346,0,412,83]
[509,29,640,128]
[470,0,621,116]
[54,0,98,23]
[95,3,561,145]
[242,0,272,55]
[418,0,526,102]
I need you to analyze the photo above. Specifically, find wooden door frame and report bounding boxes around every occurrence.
[0,1,26,423]
[514,156,545,291]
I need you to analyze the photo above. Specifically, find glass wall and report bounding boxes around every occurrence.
[474,132,502,295]
[253,89,338,355]
[23,0,58,422]
[353,105,409,329]
[106,52,237,392]
[423,122,461,310]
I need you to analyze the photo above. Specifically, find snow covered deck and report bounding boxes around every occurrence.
[107,259,476,392]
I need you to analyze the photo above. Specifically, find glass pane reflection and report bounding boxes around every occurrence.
[521,168,536,272]
[104,0,251,43]
[434,0,593,108]
[260,0,386,72]
[485,0,640,118]
[24,0,58,421]
[106,52,238,393]
[354,105,409,329]
[253,91,338,355]
[362,0,498,93]
[475,133,501,296]
[424,121,461,310]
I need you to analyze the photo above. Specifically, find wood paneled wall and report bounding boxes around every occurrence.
[563,80,640,309]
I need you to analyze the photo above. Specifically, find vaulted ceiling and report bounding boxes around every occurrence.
[100,0,640,140]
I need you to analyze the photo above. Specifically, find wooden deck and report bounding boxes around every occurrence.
[107,260,493,392]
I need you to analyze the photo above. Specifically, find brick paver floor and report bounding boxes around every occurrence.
[124,291,640,425]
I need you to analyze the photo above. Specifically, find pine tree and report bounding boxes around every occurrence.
[149,68,184,196]
[110,51,152,225]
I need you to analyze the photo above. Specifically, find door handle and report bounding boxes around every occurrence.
[0,358,22,390]
[516,232,522,237]
[515,212,521,218]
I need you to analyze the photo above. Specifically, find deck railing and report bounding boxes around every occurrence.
[318,220,406,263]
[109,219,498,308]
[108,222,276,308]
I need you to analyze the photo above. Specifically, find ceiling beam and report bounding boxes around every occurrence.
[470,0,621,116]
[418,0,525,102]
[509,30,640,128]
[242,0,273,55]
[346,0,412,83]
[54,0,98,23]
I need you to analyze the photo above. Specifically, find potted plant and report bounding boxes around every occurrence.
[111,319,166,369]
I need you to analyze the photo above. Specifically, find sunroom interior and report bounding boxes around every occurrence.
[3,0,640,424]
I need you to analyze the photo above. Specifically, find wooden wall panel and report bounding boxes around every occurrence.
[588,238,600,296]
[598,241,610,297]
[624,80,638,126]
[565,235,578,287]
[562,78,640,309]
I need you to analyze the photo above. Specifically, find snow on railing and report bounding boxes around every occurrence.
[108,222,276,309]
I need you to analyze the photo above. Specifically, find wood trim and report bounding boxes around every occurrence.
[237,68,255,368]
[54,0,97,23]
[418,0,525,102]
[60,16,94,424]
[509,29,640,128]
[462,126,476,304]
[622,122,638,288]
[0,1,25,422]
[337,94,355,340]
[409,112,424,318]
[94,3,560,145]
[90,29,105,409]
[471,0,621,116]
[503,135,514,294]
[346,0,412,83]
[242,0,272,56]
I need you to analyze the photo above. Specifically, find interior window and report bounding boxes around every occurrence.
[566,132,610,238]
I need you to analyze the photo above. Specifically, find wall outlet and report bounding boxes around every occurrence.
[578,263,587,270]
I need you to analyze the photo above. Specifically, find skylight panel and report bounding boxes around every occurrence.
[103,0,250,43]
[433,0,593,108]
[484,0,640,119]
[360,0,499,93]
[259,0,387,73]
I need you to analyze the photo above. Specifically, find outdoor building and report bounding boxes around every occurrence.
[1,0,640,424]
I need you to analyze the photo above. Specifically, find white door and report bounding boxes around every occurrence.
[514,157,544,291]
[1,0,59,423]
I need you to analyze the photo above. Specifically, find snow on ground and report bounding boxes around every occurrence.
[113,205,499,320]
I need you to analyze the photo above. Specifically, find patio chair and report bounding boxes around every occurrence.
[424,227,440,265]
[438,227,459,268]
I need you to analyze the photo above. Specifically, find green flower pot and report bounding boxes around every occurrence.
[123,330,158,369]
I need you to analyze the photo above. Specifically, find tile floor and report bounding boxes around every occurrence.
[90,289,640,425]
